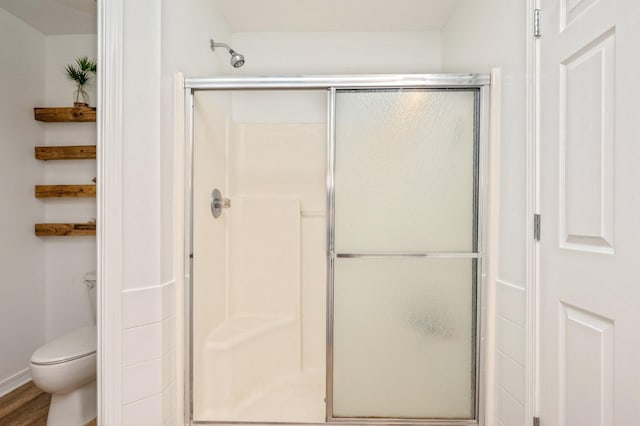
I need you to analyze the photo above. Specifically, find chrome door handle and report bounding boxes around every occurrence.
[211,188,231,218]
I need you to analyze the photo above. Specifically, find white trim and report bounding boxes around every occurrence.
[483,68,502,426]
[0,368,31,398]
[173,72,187,426]
[525,0,541,423]
[477,83,491,426]
[97,0,124,424]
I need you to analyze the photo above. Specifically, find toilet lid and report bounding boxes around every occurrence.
[31,326,96,365]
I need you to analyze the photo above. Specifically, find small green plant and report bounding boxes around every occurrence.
[65,56,97,106]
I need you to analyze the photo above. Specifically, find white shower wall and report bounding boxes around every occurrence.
[229,91,327,372]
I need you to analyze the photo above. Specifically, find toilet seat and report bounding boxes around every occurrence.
[31,326,96,365]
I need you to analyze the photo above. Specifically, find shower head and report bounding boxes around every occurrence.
[210,39,246,68]
[229,51,245,68]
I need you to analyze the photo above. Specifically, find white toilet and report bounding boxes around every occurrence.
[30,272,97,426]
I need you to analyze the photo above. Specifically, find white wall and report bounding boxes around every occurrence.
[118,0,164,424]
[442,1,528,425]
[43,35,97,340]
[115,0,233,424]
[232,31,442,75]
[0,10,98,397]
[161,0,233,283]
[0,7,47,396]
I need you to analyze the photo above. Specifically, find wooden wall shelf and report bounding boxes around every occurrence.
[34,107,96,123]
[33,108,97,236]
[35,185,96,198]
[35,145,96,160]
[35,223,96,236]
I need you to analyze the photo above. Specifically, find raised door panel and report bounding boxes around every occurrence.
[559,304,613,426]
[559,30,615,253]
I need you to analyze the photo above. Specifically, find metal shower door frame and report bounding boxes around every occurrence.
[183,74,490,426]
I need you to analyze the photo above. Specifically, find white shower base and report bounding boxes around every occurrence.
[200,315,300,413]
[200,369,326,423]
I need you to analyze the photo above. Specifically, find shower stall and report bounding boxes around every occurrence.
[184,74,489,425]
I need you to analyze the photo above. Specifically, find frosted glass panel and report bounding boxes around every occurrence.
[334,90,477,253]
[332,257,475,419]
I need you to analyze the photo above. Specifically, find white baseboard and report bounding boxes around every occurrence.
[0,368,32,398]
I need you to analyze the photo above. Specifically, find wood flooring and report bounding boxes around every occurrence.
[0,381,96,426]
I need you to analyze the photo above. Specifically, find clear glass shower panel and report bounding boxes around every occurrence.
[191,90,328,423]
[332,257,476,419]
[334,89,477,253]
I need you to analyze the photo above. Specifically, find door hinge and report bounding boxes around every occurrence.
[534,9,542,38]
[533,416,540,426]
[534,214,541,241]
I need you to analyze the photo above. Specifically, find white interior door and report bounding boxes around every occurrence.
[538,0,640,424]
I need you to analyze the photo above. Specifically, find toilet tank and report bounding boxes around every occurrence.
[84,272,97,323]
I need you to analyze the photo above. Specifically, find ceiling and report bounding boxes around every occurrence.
[0,0,96,35]
[0,0,459,36]
[212,0,461,32]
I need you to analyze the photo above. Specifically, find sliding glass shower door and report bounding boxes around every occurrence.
[185,75,488,426]
[329,89,481,420]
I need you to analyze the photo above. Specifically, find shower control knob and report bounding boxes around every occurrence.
[210,188,231,219]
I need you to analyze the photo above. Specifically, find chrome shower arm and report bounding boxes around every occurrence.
[210,39,233,53]
[210,38,246,68]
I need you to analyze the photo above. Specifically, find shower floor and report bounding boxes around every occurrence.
[204,369,326,423]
